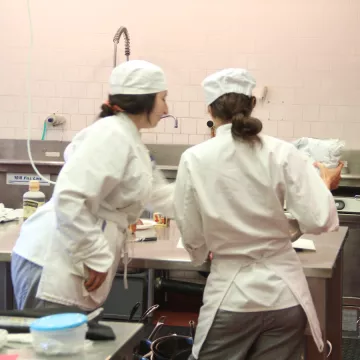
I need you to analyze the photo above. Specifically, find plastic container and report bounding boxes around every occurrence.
[153,212,170,228]
[30,313,88,355]
[23,180,45,220]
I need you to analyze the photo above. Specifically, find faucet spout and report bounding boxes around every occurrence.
[161,114,178,128]
[113,26,130,67]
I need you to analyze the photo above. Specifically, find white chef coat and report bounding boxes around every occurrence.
[12,126,93,267]
[174,123,338,357]
[13,114,174,310]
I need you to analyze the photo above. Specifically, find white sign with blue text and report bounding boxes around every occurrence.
[6,173,51,186]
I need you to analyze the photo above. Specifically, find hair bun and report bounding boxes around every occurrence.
[209,92,262,145]
[99,103,115,118]
[231,113,262,139]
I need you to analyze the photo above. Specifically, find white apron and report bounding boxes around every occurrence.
[192,242,324,359]
[36,211,130,310]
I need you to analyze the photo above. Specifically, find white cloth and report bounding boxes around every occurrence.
[201,68,256,105]
[173,123,339,357]
[13,113,174,310]
[109,60,167,95]
[292,137,345,168]
[0,203,22,223]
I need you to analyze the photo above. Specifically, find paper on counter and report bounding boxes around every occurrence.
[178,232,316,252]
[177,238,184,249]
[178,237,315,251]
[292,238,316,251]
[0,204,23,223]
[7,334,33,344]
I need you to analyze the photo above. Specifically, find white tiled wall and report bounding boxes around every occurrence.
[1,0,360,148]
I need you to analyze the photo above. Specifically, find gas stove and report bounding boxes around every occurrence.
[333,196,360,213]
[335,185,360,338]
[332,186,360,214]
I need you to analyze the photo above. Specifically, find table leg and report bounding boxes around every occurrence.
[326,250,343,360]
[0,262,14,310]
[304,251,343,360]
[304,278,327,360]
[147,269,155,316]
[6,263,14,310]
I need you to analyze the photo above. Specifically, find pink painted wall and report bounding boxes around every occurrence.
[1,0,360,147]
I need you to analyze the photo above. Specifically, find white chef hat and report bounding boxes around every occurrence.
[109,60,167,95]
[202,68,256,105]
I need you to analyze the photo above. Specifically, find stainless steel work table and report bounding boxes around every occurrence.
[0,221,349,360]
[1,321,144,359]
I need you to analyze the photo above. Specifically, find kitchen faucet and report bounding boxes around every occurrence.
[113,26,130,67]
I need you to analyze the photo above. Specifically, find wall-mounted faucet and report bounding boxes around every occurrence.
[113,26,130,67]
[161,114,178,128]
[112,27,178,129]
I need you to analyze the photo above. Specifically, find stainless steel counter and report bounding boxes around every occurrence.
[130,223,348,279]
[0,220,349,360]
[0,221,349,278]
[0,221,20,262]
[1,321,144,359]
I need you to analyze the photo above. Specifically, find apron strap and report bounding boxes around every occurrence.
[122,229,131,290]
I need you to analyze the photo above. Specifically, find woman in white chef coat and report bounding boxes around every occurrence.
[11,60,174,311]
[174,68,343,360]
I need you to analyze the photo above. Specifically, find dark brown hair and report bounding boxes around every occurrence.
[98,94,157,120]
[209,93,262,145]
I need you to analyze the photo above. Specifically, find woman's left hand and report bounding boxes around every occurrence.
[314,162,344,190]
[84,266,108,292]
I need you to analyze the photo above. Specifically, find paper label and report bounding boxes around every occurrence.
[23,200,44,220]
[6,173,51,186]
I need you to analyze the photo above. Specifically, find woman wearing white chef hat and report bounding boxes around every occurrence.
[12,60,174,310]
[174,68,343,359]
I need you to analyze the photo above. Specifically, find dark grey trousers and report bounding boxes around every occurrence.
[11,252,68,310]
[190,305,306,360]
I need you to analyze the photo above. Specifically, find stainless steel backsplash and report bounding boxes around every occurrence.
[0,140,192,165]
[1,139,359,209]
[0,139,69,161]
[0,140,192,208]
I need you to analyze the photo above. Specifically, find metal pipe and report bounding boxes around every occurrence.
[113,43,118,68]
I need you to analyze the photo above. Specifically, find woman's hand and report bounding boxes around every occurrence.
[314,162,344,190]
[84,265,108,292]
[208,252,213,261]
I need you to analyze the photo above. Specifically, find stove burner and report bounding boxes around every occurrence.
[335,199,345,211]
